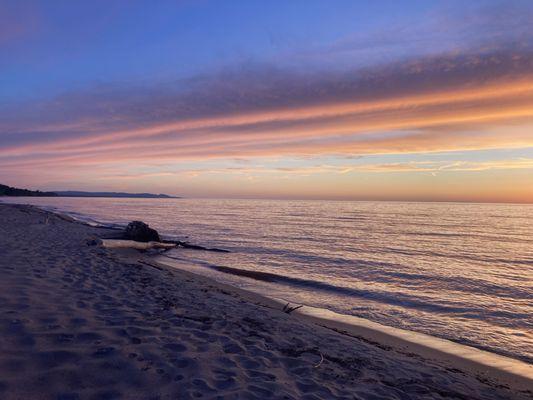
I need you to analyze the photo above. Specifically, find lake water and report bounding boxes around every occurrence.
[2,197,532,363]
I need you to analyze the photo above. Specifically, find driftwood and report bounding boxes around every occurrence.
[108,220,231,253]
[101,239,176,250]
[282,303,304,314]
[165,240,230,253]
[100,238,229,253]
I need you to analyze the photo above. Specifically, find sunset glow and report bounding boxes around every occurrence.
[1,1,532,202]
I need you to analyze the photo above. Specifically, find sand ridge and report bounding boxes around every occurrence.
[0,203,530,399]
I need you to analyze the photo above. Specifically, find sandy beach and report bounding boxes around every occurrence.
[0,203,531,400]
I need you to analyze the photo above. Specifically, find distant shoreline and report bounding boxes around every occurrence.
[0,183,179,198]
[55,194,180,199]
[0,195,181,199]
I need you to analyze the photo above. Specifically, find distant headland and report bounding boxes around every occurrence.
[0,183,58,197]
[54,191,179,198]
[0,184,179,199]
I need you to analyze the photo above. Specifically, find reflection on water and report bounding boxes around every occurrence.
[2,197,532,363]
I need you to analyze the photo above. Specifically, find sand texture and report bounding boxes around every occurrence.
[0,203,531,399]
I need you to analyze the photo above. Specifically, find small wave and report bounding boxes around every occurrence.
[33,205,123,230]
[383,246,533,265]
[404,232,473,238]
[201,264,507,317]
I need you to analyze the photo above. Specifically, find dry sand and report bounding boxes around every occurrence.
[0,203,531,399]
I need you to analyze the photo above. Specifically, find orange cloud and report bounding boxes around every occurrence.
[2,78,532,166]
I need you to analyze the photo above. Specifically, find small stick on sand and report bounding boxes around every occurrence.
[282,303,304,314]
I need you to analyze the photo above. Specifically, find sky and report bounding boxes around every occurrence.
[1,0,532,202]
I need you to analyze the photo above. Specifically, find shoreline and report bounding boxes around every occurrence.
[154,256,533,391]
[0,202,531,399]
[10,201,530,377]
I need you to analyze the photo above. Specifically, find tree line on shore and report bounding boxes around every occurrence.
[0,183,58,197]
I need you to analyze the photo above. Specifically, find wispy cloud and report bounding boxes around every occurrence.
[89,157,533,183]
[1,47,532,170]
[352,158,533,173]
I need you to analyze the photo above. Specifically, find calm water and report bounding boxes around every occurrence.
[2,197,532,363]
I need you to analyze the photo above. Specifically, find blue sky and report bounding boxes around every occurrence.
[3,0,521,100]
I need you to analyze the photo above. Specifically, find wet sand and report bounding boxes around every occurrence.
[156,257,533,391]
[0,203,531,399]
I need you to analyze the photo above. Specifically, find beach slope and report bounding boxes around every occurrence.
[0,203,530,399]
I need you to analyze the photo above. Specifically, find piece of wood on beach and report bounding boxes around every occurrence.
[101,239,176,250]
[282,302,304,314]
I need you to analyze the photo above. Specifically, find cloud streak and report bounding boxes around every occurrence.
[2,47,532,166]
[92,158,533,180]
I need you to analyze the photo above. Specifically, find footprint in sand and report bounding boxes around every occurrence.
[36,350,80,369]
[163,342,187,352]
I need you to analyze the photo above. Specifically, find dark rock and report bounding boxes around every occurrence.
[124,221,160,242]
